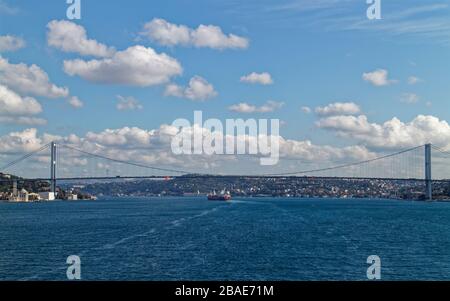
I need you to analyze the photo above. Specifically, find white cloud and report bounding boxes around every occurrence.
[315,102,361,116]
[116,95,143,111]
[317,115,373,134]
[47,20,115,58]
[0,125,374,169]
[141,18,249,50]
[0,116,47,126]
[0,84,45,126]
[63,45,182,87]
[165,76,217,101]
[0,35,25,52]
[10,118,450,177]
[0,56,69,98]
[141,18,191,47]
[279,139,376,162]
[317,114,450,150]
[229,100,284,113]
[408,76,422,85]
[0,128,57,154]
[85,127,154,147]
[240,72,273,85]
[400,93,420,104]
[0,84,42,116]
[70,126,376,172]
[68,96,84,109]
[363,69,396,87]
[192,25,249,50]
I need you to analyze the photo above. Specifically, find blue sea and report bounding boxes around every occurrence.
[1,197,450,281]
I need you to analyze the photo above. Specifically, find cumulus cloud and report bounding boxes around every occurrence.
[0,35,25,52]
[0,128,58,154]
[363,69,396,86]
[229,100,284,113]
[317,115,373,134]
[83,127,375,174]
[47,20,116,58]
[141,18,191,47]
[68,96,84,109]
[12,117,450,177]
[63,45,182,87]
[0,84,46,126]
[0,56,69,98]
[85,127,153,147]
[0,124,377,175]
[317,114,450,150]
[0,84,42,116]
[315,102,361,116]
[240,72,273,85]
[140,18,249,50]
[116,95,143,111]
[279,139,376,162]
[165,76,217,101]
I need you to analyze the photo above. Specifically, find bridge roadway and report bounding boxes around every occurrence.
[1,175,447,183]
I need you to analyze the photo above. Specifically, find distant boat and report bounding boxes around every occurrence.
[207,190,231,201]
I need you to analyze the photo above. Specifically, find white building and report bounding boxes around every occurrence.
[9,189,30,202]
[67,194,78,201]
[39,192,56,201]
[17,189,29,202]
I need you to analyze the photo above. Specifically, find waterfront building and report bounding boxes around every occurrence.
[67,194,78,201]
[17,189,29,202]
[38,192,55,201]
[28,193,40,202]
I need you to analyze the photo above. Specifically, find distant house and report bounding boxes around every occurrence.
[67,194,78,201]
[17,189,29,202]
[39,192,56,201]
[29,193,41,201]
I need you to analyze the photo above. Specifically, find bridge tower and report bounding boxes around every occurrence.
[425,143,432,201]
[50,141,57,194]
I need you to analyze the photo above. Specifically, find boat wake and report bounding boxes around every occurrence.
[167,206,222,229]
[21,204,227,280]
[229,199,266,205]
[101,228,157,250]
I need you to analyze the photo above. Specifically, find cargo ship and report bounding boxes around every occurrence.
[207,190,232,201]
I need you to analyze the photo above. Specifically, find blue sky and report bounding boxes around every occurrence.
[1,0,450,175]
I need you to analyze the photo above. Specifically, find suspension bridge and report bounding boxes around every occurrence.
[1,142,450,201]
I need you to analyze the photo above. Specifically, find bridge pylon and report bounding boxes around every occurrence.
[50,141,57,195]
[425,143,432,201]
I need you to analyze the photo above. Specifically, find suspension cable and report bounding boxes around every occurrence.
[263,145,425,176]
[59,144,203,175]
[0,143,52,171]
[432,145,450,157]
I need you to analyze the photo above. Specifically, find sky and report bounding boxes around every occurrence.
[0,0,450,177]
